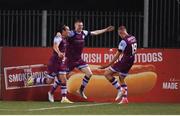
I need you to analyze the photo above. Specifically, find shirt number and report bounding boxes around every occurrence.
[131,43,137,55]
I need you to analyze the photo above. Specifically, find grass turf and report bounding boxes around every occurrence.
[0,101,180,115]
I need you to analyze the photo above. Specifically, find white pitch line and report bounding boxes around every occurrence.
[28,103,112,111]
[0,103,112,112]
[0,109,20,111]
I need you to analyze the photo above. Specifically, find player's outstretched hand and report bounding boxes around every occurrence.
[106,26,115,32]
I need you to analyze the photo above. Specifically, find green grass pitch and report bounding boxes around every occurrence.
[0,101,180,115]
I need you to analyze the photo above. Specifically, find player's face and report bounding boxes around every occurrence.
[62,26,70,37]
[118,29,127,39]
[75,22,83,32]
[118,29,124,38]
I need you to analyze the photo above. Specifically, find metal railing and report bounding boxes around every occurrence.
[0,0,179,48]
[46,10,144,48]
[148,0,180,48]
[0,10,42,47]
[0,10,143,48]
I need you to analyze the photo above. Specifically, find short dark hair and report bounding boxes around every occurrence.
[118,25,126,30]
[74,19,83,23]
[56,24,66,33]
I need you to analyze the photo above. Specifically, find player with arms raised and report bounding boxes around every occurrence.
[66,19,114,99]
[100,26,137,104]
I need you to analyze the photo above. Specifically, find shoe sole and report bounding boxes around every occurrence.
[76,90,87,99]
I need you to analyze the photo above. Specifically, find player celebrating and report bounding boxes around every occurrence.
[100,26,137,104]
[66,19,114,99]
[26,24,73,103]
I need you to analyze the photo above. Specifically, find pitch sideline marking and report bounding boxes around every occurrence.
[0,103,112,112]
[28,102,112,111]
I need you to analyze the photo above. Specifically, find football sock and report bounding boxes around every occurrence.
[50,79,61,94]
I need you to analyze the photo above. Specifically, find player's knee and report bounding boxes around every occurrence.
[86,72,93,78]
[60,78,66,84]
[58,75,67,83]
[104,71,111,80]
[119,76,125,84]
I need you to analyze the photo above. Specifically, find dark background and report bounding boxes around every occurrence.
[0,0,179,48]
[0,0,144,11]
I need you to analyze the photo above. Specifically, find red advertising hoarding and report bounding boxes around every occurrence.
[0,47,180,103]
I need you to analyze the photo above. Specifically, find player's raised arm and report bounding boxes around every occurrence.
[99,50,122,69]
[90,26,114,36]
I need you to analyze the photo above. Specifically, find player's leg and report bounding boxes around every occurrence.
[42,73,61,103]
[118,59,134,104]
[66,71,74,79]
[104,68,122,101]
[47,61,63,101]
[118,74,128,104]
[78,65,92,99]
[48,61,70,103]
[58,74,73,103]
[80,66,92,90]
[48,76,61,102]
[49,77,61,95]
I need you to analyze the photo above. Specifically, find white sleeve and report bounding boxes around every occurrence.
[118,40,127,51]
[53,36,62,45]
[68,30,75,37]
[83,30,89,36]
